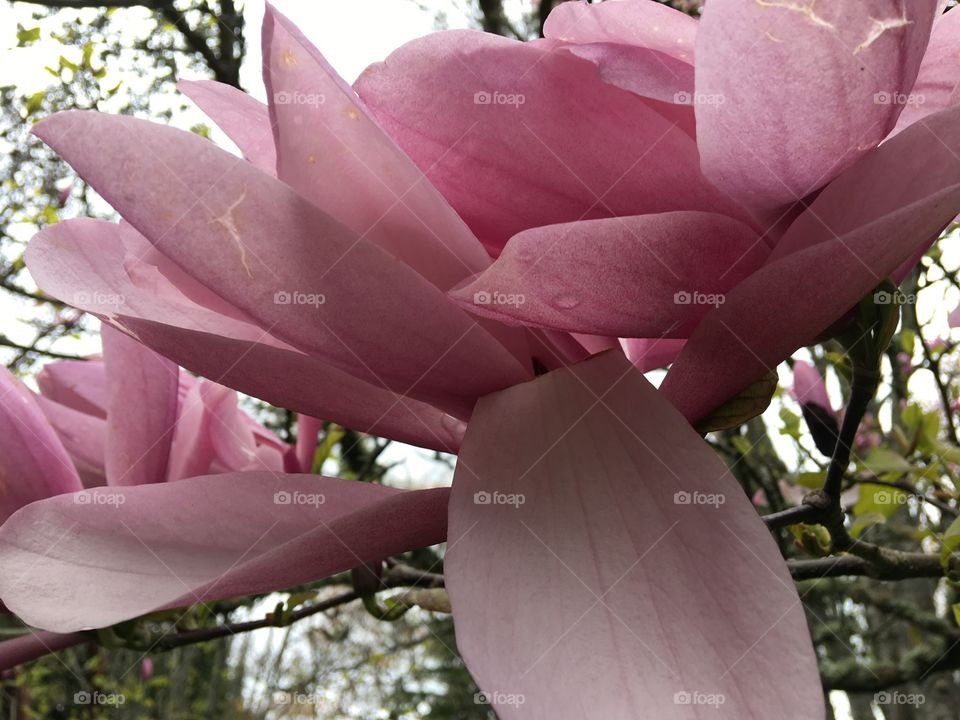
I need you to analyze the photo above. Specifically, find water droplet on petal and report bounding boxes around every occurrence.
[553,294,580,310]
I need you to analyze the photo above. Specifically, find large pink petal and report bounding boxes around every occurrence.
[177,79,277,174]
[447,352,821,719]
[662,108,960,423]
[32,111,530,415]
[102,324,179,486]
[355,30,751,254]
[695,0,938,218]
[26,218,466,453]
[0,473,448,632]
[262,6,490,290]
[893,5,960,132]
[451,211,766,337]
[0,368,82,521]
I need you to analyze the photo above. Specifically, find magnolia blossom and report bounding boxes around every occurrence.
[6,0,960,717]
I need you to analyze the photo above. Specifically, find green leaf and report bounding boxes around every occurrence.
[850,511,887,538]
[900,329,916,355]
[941,516,960,573]
[58,55,78,72]
[779,406,802,440]
[24,90,45,116]
[795,471,826,490]
[695,369,778,433]
[859,447,913,477]
[853,482,909,521]
[16,25,41,46]
[790,524,832,557]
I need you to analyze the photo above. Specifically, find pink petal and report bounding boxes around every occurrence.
[177,79,277,174]
[791,360,834,415]
[621,337,686,372]
[0,368,82,521]
[0,473,448,632]
[553,42,696,108]
[102,324,179,486]
[451,211,765,337]
[262,6,491,290]
[355,30,751,254]
[893,5,960,132]
[542,0,697,64]
[662,108,960,423]
[36,396,107,488]
[447,351,821,719]
[949,302,960,328]
[695,0,938,218]
[770,106,960,262]
[37,359,107,418]
[296,414,324,473]
[26,218,466,453]
[31,112,530,416]
[0,631,86,672]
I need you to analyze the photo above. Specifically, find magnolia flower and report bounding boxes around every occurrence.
[430,0,960,425]
[18,2,945,716]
